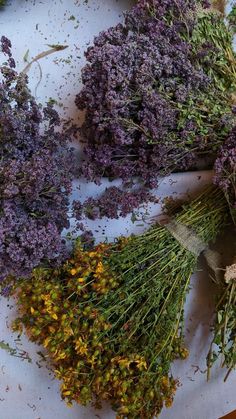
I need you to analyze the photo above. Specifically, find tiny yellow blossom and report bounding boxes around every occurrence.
[96,262,104,274]
[77,277,85,284]
[161,376,169,387]
[49,326,56,333]
[70,269,77,276]
[43,337,51,347]
[63,390,71,396]
[42,294,51,302]
[56,352,67,360]
[165,398,173,408]
[135,359,147,370]
[88,251,97,258]
[75,337,88,355]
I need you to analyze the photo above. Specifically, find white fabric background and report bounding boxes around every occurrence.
[0,1,235,418]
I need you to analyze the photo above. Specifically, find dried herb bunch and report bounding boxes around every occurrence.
[207,129,236,379]
[207,253,236,382]
[12,186,228,418]
[76,0,235,217]
[0,37,75,282]
[190,7,236,93]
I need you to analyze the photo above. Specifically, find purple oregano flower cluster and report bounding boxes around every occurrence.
[0,37,75,281]
[214,128,236,224]
[75,0,234,217]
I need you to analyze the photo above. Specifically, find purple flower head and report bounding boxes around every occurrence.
[0,38,76,281]
[1,36,12,57]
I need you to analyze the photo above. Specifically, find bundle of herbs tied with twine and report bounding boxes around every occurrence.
[11,186,229,418]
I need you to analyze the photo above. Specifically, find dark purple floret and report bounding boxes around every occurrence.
[72,200,83,221]
[1,36,12,57]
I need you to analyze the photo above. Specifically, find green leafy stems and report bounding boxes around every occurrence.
[207,257,236,381]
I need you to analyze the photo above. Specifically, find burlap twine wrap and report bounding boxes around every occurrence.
[165,220,223,282]
[165,221,206,257]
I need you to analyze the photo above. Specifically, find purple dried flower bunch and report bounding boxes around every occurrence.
[77,0,235,192]
[214,128,236,224]
[0,37,75,281]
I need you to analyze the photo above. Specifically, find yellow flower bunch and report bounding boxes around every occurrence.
[11,237,179,418]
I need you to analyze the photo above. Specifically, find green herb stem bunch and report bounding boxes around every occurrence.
[207,254,236,382]
[190,7,236,94]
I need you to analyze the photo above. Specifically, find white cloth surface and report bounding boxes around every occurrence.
[0,1,235,419]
